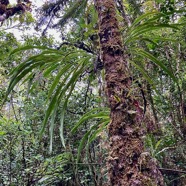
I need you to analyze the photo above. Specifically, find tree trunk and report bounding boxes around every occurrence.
[94,1,164,185]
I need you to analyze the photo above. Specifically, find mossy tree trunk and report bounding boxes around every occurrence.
[94,0,164,185]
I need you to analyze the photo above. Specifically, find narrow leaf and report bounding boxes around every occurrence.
[76,122,100,163]
[136,49,177,82]
[10,45,57,55]
[48,64,72,99]
[88,120,109,144]
[49,108,57,153]
[71,109,109,133]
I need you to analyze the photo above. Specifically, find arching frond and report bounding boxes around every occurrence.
[6,45,93,150]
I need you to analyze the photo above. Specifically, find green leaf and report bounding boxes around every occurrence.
[126,24,179,44]
[40,73,70,136]
[40,92,58,137]
[76,122,100,163]
[60,101,67,149]
[6,61,43,100]
[131,11,163,27]
[129,60,157,90]
[59,82,76,149]
[71,108,109,133]
[49,107,57,153]
[76,118,109,163]
[135,49,177,82]
[151,37,177,42]
[43,63,59,77]
[88,120,109,144]
[47,63,72,100]
[9,50,60,77]
[10,45,57,55]
[40,57,90,137]
[57,57,90,101]
[155,139,163,150]
[140,38,158,46]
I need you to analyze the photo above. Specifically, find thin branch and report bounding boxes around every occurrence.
[58,41,94,54]
[1,23,22,31]
[10,94,19,122]
[84,80,90,111]
[67,109,84,115]
[42,13,54,36]
[116,0,131,26]
[159,168,186,174]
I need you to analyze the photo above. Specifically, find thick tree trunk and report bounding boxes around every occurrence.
[94,1,164,185]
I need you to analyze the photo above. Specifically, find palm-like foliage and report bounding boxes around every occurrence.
[124,11,179,82]
[7,44,93,151]
[5,4,181,154]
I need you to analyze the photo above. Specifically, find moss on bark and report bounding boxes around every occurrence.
[94,0,164,185]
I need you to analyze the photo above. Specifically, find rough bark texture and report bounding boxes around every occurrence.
[94,0,164,186]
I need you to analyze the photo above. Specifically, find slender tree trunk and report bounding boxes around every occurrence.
[94,1,164,185]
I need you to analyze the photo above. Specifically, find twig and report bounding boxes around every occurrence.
[84,80,90,111]
[159,168,186,174]
[58,41,94,54]
[10,94,19,122]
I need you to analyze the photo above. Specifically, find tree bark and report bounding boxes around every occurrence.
[94,0,164,185]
